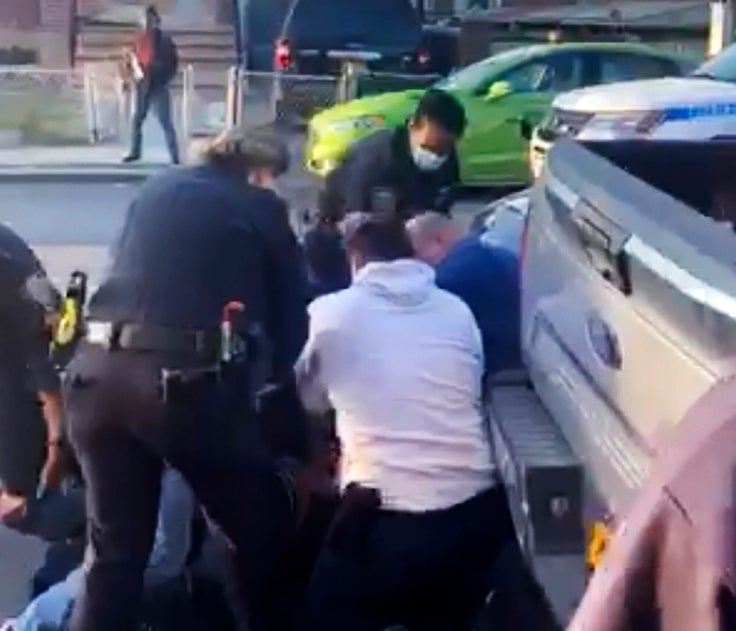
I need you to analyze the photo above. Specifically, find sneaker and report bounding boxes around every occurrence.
[122,154,140,163]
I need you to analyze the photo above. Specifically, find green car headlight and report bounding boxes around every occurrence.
[326,115,386,132]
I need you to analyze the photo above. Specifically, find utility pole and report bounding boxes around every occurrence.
[231,0,244,67]
[709,0,734,56]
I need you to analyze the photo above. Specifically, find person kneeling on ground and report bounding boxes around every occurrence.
[406,211,521,377]
[295,214,511,630]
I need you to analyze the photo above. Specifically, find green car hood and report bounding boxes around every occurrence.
[312,89,427,127]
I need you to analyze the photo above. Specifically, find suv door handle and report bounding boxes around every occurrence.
[570,200,632,295]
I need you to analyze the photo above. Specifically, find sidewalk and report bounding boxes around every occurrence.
[0,117,183,183]
[0,144,175,182]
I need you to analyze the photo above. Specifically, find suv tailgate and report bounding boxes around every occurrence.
[522,139,736,513]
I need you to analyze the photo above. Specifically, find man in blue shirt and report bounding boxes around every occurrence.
[407,212,521,376]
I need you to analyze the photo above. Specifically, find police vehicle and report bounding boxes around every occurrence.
[528,42,736,179]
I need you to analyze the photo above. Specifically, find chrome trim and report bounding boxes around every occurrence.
[624,234,736,320]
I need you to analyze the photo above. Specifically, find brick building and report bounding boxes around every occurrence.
[0,0,230,67]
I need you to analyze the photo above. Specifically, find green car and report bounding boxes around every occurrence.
[305,42,695,186]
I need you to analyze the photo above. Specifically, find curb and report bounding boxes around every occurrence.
[0,167,165,183]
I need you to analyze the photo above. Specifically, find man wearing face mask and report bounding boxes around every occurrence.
[321,88,466,220]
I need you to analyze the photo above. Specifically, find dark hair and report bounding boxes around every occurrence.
[316,186,346,224]
[345,214,414,262]
[413,88,467,138]
[145,5,160,19]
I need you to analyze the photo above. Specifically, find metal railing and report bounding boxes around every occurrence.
[0,63,438,147]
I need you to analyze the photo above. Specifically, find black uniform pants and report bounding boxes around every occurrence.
[307,485,513,631]
[63,343,294,631]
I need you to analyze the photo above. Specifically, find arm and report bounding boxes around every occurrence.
[24,299,64,492]
[294,300,333,415]
[257,193,310,380]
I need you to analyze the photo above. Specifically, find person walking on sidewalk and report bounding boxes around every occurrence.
[123,5,180,165]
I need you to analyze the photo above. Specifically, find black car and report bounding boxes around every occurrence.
[420,23,460,77]
[274,0,426,75]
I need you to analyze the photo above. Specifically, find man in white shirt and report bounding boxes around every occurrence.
[296,214,510,630]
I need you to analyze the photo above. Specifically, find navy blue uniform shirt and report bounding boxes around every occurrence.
[0,229,58,494]
[89,164,309,374]
[434,236,521,376]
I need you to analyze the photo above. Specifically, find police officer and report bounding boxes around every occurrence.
[322,88,467,221]
[64,127,310,631]
[0,225,73,536]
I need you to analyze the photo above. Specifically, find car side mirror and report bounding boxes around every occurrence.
[484,80,512,101]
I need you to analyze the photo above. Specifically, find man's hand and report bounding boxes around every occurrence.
[38,390,64,492]
[0,492,26,526]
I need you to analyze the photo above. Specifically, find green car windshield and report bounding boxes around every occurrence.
[433,47,531,92]
[694,43,736,82]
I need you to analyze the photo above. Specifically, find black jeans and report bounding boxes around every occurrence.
[307,485,512,631]
[129,83,179,163]
[63,343,295,631]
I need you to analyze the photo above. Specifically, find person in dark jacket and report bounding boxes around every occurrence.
[123,5,179,164]
[63,127,311,631]
[322,88,466,220]
[201,128,310,378]
[301,187,352,300]
[0,226,87,544]
[407,212,521,377]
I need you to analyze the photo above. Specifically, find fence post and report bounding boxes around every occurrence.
[115,76,124,142]
[82,67,100,144]
[225,65,244,128]
[181,64,194,142]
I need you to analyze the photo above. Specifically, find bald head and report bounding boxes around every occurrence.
[406,212,463,265]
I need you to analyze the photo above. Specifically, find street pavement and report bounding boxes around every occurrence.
[0,140,493,620]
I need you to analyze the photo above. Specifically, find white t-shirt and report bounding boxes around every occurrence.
[296,259,495,512]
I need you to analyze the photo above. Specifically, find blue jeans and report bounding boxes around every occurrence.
[10,484,85,543]
[129,84,179,163]
[12,469,195,631]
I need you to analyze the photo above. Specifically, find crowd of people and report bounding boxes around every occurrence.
[0,78,532,631]
[1,3,735,629]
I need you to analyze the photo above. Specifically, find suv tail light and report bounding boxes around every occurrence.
[417,47,430,67]
[274,39,292,71]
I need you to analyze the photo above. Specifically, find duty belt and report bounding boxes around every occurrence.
[86,321,221,360]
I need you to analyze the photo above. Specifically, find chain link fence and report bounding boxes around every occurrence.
[233,70,440,129]
[0,67,90,145]
[0,64,441,147]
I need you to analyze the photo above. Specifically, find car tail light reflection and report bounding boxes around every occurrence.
[275,39,292,71]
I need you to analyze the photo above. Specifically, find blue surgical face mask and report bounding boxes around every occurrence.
[411,145,448,172]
